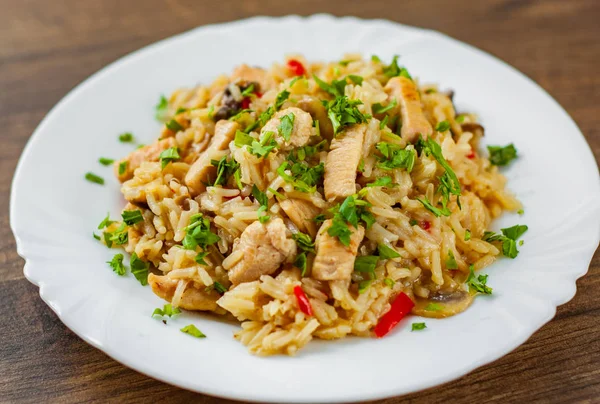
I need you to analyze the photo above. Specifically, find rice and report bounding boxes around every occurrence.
[102,55,522,356]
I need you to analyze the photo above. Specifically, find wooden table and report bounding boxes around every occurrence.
[2,0,599,402]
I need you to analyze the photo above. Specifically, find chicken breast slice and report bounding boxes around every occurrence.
[323,124,366,202]
[261,107,314,151]
[385,76,432,143]
[148,273,221,311]
[296,96,334,141]
[185,120,239,195]
[114,137,176,182]
[230,64,276,92]
[228,218,297,285]
[279,198,320,237]
[312,219,365,281]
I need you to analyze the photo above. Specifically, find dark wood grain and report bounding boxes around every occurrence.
[1,0,599,402]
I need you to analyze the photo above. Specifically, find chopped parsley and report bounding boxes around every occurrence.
[348,75,363,85]
[98,213,115,229]
[517,209,524,215]
[278,112,295,142]
[328,213,353,246]
[211,155,240,187]
[376,142,415,172]
[251,185,269,208]
[119,132,134,143]
[292,232,315,253]
[456,114,466,123]
[378,244,401,259]
[183,214,220,250]
[372,98,397,114]
[313,75,347,97]
[241,84,255,97]
[99,157,114,166]
[382,55,412,79]
[411,322,427,331]
[464,229,472,241]
[250,131,277,159]
[483,224,528,258]
[274,90,290,110]
[323,96,369,135]
[212,281,227,294]
[384,278,395,288]
[354,255,378,276]
[367,176,393,188]
[107,223,128,246]
[93,233,101,241]
[424,303,442,312]
[435,120,451,132]
[130,253,149,286]
[228,109,253,121]
[446,250,458,269]
[195,251,210,265]
[207,105,215,120]
[121,210,144,226]
[277,161,324,193]
[107,253,126,276]
[488,144,517,166]
[379,115,389,130]
[175,107,188,115]
[417,196,450,217]
[180,324,206,338]
[327,195,375,246]
[234,130,254,147]
[152,304,181,319]
[155,95,168,121]
[466,265,493,294]
[165,119,183,132]
[358,279,373,294]
[409,219,418,226]
[159,147,180,169]
[371,55,382,63]
[294,252,308,276]
[118,161,127,175]
[85,172,104,185]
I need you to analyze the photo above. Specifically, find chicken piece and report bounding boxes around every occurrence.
[230,64,276,92]
[323,124,366,202]
[185,120,239,195]
[296,96,334,141]
[114,137,176,182]
[261,107,314,151]
[385,76,432,143]
[279,198,320,237]
[149,273,221,311]
[312,220,365,281]
[228,218,297,285]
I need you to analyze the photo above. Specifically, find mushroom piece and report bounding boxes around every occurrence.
[411,289,474,318]
[461,122,485,137]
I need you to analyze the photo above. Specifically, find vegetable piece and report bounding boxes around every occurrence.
[98,213,114,229]
[155,95,168,121]
[411,322,427,331]
[121,210,144,226]
[487,144,517,166]
[382,55,411,79]
[274,90,290,110]
[417,197,450,217]
[287,59,306,76]
[130,253,149,286]
[375,142,415,172]
[378,244,401,259]
[294,252,308,276]
[152,304,181,318]
[119,132,134,143]
[118,161,127,175]
[434,120,451,132]
[384,278,395,288]
[194,251,209,265]
[354,255,378,276]
[483,224,528,258]
[99,157,114,166]
[159,147,180,169]
[180,324,206,338]
[278,112,295,141]
[466,265,493,294]
[372,98,397,114]
[464,229,471,241]
[293,285,313,316]
[367,176,393,188]
[323,95,369,135]
[107,254,126,276]
[373,292,415,338]
[446,250,458,269]
[165,119,183,132]
[85,172,104,185]
[183,214,221,250]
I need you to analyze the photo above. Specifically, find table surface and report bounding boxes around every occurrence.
[2,0,599,402]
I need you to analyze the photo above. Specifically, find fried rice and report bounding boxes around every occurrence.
[99,54,524,356]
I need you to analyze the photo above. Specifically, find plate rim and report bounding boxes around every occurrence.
[9,14,600,403]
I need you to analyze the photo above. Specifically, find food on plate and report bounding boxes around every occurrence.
[97,55,526,355]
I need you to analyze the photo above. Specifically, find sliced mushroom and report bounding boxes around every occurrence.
[461,122,485,137]
[412,289,474,318]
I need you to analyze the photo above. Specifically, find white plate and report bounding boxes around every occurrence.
[10,15,600,403]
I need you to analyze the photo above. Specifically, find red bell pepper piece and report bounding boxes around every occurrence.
[293,285,313,316]
[241,97,251,109]
[374,292,415,338]
[287,59,306,76]
[420,220,431,231]
[466,148,476,159]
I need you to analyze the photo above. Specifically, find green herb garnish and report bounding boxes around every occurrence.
[85,172,104,185]
[278,112,295,142]
[378,244,401,259]
[119,132,134,143]
[487,144,517,166]
[159,147,180,169]
[107,253,126,276]
[99,157,114,166]
[180,324,206,338]
[130,253,149,286]
[155,95,168,121]
[412,322,427,331]
[483,224,528,258]
[121,210,144,226]
[466,265,493,294]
